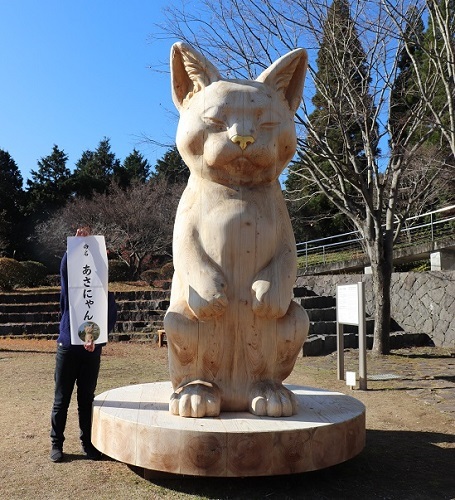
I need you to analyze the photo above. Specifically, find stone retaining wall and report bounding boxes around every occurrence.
[295,271,455,348]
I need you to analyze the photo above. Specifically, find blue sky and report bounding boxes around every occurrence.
[0,0,180,185]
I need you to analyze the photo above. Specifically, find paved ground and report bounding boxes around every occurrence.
[330,346,455,418]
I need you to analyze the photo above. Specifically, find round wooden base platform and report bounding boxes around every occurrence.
[92,381,365,477]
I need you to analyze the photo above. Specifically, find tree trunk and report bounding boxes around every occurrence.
[370,262,391,355]
[369,231,394,355]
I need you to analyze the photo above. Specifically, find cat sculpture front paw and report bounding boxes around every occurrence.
[188,290,228,320]
[251,279,289,319]
[187,270,228,320]
[170,380,221,417]
[249,381,298,417]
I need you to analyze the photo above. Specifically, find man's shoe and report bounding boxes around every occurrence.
[82,444,102,460]
[50,446,63,463]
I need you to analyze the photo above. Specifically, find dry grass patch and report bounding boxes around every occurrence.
[0,339,454,500]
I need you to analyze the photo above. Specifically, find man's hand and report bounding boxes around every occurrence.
[76,227,91,237]
[84,340,95,352]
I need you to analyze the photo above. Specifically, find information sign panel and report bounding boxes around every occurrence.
[337,284,360,325]
[336,282,367,390]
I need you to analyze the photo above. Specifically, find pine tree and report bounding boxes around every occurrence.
[285,166,350,242]
[73,138,120,197]
[26,145,72,218]
[152,146,189,185]
[389,6,425,146]
[421,0,455,153]
[285,0,375,240]
[392,1,455,210]
[310,0,374,164]
[0,149,25,256]
[115,149,151,188]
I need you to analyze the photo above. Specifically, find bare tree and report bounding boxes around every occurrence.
[35,179,184,278]
[158,0,454,354]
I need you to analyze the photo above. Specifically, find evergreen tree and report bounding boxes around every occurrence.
[285,166,351,242]
[152,146,189,185]
[421,0,455,154]
[115,149,151,188]
[389,6,425,146]
[0,149,25,256]
[310,0,375,164]
[286,0,375,240]
[26,145,72,218]
[72,138,120,197]
[392,2,455,210]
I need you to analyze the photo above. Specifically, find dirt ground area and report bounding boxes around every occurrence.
[0,337,454,500]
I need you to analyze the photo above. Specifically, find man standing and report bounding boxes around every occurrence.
[50,227,117,462]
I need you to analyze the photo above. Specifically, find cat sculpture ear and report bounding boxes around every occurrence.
[256,48,308,114]
[171,42,307,114]
[171,42,222,110]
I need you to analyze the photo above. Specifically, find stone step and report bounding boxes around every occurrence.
[0,316,165,336]
[0,322,60,336]
[0,309,166,325]
[0,287,348,340]
[303,331,433,356]
[294,295,336,309]
[115,319,164,333]
[116,299,170,311]
[0,292,60,304]
[0,302,59,314]
[113,290,170,301]
[309,319,375,336]
[306,307,336,322]
[0,311,60,324]
[0,289,170,304]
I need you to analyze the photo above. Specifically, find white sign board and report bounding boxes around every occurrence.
[67,236,108,345]
[336,282,367,390]
[337,284,360,325]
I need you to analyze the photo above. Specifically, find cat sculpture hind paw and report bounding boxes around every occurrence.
[169,380,221,418]
[249,381,298,417]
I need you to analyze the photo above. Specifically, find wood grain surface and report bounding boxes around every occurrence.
[92,381,366,477]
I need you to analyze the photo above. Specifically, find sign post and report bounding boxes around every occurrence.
[67,235,108,345]
[336,282,367,390]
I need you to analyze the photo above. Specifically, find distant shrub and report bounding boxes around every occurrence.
[141,262,174,286]
[151,279,172,290]
[395,260,431,272]
[140,269,160,285]
[414,262,431,272]
[160,261,174,280]
[20,261,48,287]
[45,274,61,287]
[108,260,130,282]
[0,258,24,291]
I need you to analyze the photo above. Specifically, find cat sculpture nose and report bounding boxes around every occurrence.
[230,134,255,150]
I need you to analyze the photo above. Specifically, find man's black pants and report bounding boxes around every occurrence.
[50,344,101,449]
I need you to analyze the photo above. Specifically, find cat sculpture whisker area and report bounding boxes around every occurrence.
[164,42,310,418]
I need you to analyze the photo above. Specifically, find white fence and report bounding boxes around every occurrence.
[296,204,455,269]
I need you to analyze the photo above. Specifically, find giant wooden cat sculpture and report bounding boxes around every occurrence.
[164,42,309,418]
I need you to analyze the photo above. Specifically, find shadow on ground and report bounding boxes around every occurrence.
[132,429,455,500]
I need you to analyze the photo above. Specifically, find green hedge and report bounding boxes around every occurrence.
[108,260,130,282]
[20,261,48,287]
[0,258,24,291]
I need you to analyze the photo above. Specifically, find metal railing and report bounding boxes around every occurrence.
[296,204,455,269]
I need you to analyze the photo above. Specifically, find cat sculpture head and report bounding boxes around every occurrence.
[171,42,307,186]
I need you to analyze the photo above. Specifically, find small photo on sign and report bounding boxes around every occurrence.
[78,321,100,343]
